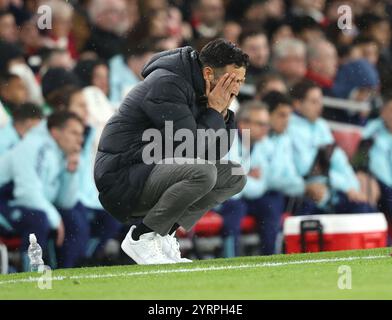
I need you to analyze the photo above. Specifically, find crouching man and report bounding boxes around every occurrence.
[94,39,248,265]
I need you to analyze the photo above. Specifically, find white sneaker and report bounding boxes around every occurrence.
[162,233,192,263]
[121,225,175,265]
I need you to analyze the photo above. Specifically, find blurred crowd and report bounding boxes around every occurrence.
[1,0,392,271]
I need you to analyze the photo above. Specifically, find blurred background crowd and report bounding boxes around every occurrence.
[1,0,392,272]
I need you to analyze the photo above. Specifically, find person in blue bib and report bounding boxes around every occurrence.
[52,87,122,267]
[288,80,375,215]
[362,96,392,241]
[219,100,285,257]
[0,112,84,271]
[0,103,43,156]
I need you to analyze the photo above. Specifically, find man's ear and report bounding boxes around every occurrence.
[202,66,214,82]
[50,127,60,141]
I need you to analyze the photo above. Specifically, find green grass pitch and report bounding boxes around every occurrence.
[0,248,391,299]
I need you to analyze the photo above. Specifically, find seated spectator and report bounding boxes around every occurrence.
[356,13,391,57]
[223,20,242,44]
[0,112,84,271]
[109,42,157,106]
[0,39,24,76]
[262,91,305,197]
[238,29,271,86]
[74,58,109,97]
[192,0,225,41]
[362,96,392,240]
[0,103,43,155]
[0,10,17,43]
[272,38,307,88]
[239,0,285,25]
[291,15,324,43]
[264,18,293,47]
[9,62,44,107]
[84,0,130,60]
[325,22,357,50]
[167,6,193,46]
[53,85,121,266]
[331,59,380,125]
[40,0,78,60]
[255,72,288,100]
[219,101,285,257]
[288,80,375,215]
[41,67,81,114]
[352,36,380,66]
[0,41,43,106]
[19,15,45,57]
[356,13,391,96]
[0,73,28,115]
[306,39,338,95]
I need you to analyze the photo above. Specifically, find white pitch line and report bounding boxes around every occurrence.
[0,254,389,286]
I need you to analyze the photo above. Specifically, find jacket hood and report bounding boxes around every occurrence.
[141,46,206,99]
[332,59,380,99]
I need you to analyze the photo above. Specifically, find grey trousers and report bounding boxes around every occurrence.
[132,158,247,236]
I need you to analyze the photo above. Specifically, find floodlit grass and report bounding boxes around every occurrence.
[0,248,391,299]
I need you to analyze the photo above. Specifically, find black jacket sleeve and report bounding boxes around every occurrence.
[141,76,235,160]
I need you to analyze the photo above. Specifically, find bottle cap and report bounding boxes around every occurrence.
[29,233,37,244]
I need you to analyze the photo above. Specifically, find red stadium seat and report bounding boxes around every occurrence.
[0,236,21,251]
[332,129,362,159]
[193,211,223,237]
[240,215,257,234]
[179,210,292,238]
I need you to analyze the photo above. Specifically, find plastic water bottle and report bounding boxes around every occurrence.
[27,233,44,272]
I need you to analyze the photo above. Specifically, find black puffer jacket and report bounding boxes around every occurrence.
[94,46,236,222]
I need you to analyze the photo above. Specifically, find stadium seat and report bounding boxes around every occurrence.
[240,215,257,234]
[332,129,362,159]
[193,211,223,237]
[0,236,21,251]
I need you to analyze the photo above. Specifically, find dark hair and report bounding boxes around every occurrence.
[238,28,267,46]
[12,103,43,122]
[47,111,83,130]
[290,16,322,35]
[74,58,107,87]
[255,72,286,96]
[263,18,291,42]
[356,13,389,32]
[290,80,320,101]
[46,85,82,111]
[41,67,81,99]
[353,35,379,47]
[0,40,24,74]
[262,91,292,113]
[199,38,249,69]
[0,10,13,20]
